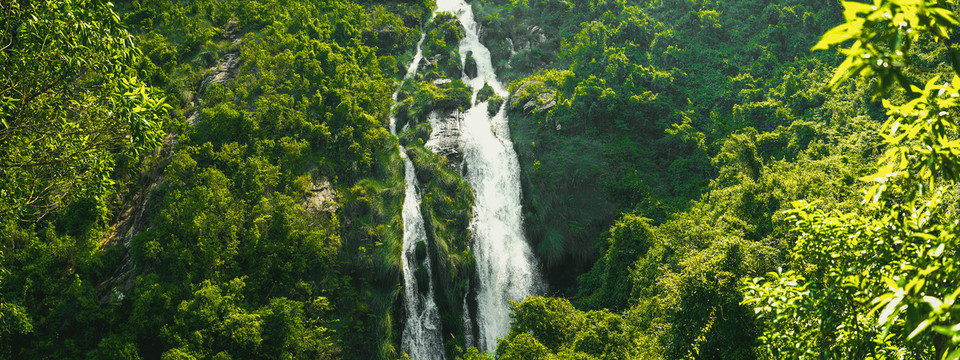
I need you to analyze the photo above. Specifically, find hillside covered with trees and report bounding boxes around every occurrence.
[4,0,960,359]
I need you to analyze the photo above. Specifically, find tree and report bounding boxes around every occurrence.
[743,0,960,358]
[0,0,167,221]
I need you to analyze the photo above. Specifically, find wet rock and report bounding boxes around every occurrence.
[415,240,428,264]
[487,95,504,117]
[509,80,556,115]
[464,51,478,78]
[476,82,495,105]
[415,56,435,79]
[415,265,430,295]
[425,109,465,174]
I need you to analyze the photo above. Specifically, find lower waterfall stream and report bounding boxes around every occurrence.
[394,32,446,360]
[396,1,544,357]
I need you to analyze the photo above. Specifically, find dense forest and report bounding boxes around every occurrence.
[4,0,960,359]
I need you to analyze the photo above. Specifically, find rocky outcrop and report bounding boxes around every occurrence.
[509,80,557,115]
[487,94,505,117]
[97,17,245,305]
[528,93,557,113]
[416,56,436,79]
[187,18,243,126]
[187,52,242,126]
[302,176,339,214]
[464,51,478,78]
[424,109,465,174]
[520,25,548,50]
[476,82,495,105]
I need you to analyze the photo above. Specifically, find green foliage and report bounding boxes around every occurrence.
[811,0,959,96]
[483,0,851,291]
[0,0,169,221]
[500,26,885,356]
[395,79,472,130]
[575,215,654,311]
[12,0,952,358]
[405,144,476,355]
[743,0,960,358]
[477,82,496,104]
[1,0,434,359]
[418,12,466,80]
[495,297,649,360]
[457,347,494,360]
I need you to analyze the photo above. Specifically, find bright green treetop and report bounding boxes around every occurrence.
[744,0,960,358]
[0,0,167,222]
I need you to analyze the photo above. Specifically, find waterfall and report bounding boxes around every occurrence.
[436,0,544,353]
[395,1,544,356]
[398,153,445,360]
[394,31,446,360]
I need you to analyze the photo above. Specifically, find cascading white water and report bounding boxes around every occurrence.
[436,0,544,353]
[394,1,543,355]
[398,153,445,360]
[394,32,446,360]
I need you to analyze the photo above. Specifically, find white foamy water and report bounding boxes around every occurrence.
[436,0,544,352]
[394,1,543,356]
[398,153,445,360]
[394,27,445,360]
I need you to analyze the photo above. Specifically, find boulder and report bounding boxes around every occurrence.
[425,109,465,174]
[464,51,478,78]
[509,80,556,115]
[302,176,339,214]
[415,56,434,79]
[476,82,495,105]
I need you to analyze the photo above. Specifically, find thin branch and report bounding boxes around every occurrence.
[0,3,16,52]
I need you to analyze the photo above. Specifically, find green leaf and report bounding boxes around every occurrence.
[949,48,960,77]
[842,1,875,20]
[812,23,858,51]
[878,294,903,325]
[930,7,960,26]
[908,319,932,339]
[946,348,960,360]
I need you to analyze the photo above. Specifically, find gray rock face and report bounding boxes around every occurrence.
[417,56,434,78]
[187,52,241,127]
[531,93,557,113]
[425,109,465,174]
[503,25,549,57]
[509,80,543,109]
[464,51,478,78]
[509,80,557,115]
[302,176,339,214]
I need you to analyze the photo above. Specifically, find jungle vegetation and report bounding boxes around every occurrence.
[4,0,960,359]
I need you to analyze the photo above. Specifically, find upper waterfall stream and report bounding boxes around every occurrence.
[435,0,544,353]
[395,1,543,357]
